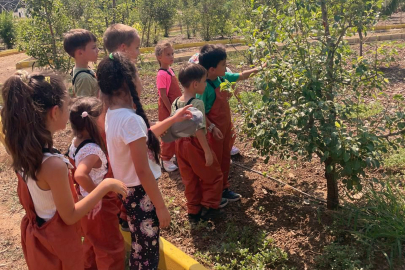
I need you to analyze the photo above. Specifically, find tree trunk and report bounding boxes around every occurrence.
[146,19,152,47]
[186,24,190,39]
[154,24,158,44]
[112,0,116,24]
[44,3,57,69]
[164,26,169,37]
[324,160,339,209]
[358,27,363,56]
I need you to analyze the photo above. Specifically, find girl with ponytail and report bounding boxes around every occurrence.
[97,52,191,268]
[1,71,127,270]
[68,97,125,270]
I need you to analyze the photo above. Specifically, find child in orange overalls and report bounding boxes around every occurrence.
[155,42,182,172]
[68,97,125,270]
[168,63,229,223]
[2,71,127,270]
[197,44,263,202]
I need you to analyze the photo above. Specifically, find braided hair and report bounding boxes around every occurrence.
[97,52,161,163]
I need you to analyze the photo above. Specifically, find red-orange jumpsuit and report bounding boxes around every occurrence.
[158,68,182,161]
[17,171,84,270]
[69,150,125,270]
[175,98,223,214]
[206,81,235,190]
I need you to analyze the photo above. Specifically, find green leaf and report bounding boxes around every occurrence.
[343,152,350,162]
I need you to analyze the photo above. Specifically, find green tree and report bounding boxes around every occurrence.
[139,0,158,46]
[155,0,177,37]
[199,0,220,41]
[179,0,199,38]
[0,11,16,49]
[16,0,73,71]
[234,0,404,209]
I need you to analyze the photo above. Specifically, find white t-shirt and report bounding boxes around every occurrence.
[68,140,108,197]
[105,108,161,187]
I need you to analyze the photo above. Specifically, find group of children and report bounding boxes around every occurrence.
[1,22,262,270]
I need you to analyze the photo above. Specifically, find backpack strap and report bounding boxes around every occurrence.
[72,70,95,85]
[206,79,216,89]
[42,148,61,154]
[174,97,181,110]
[175,97,194,111]
[158,68,174,76]
[73,139,95,158]
[186,97,195,106]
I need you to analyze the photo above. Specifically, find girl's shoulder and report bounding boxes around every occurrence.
[75,143,106,163]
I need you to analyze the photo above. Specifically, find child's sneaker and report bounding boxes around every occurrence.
[120,220,130,232]
[187,212,201,224]
[162,160,178,172]
[219,198,229,208]
[200,207,221,221]
[222,188,242,202]
[230,146,240,156]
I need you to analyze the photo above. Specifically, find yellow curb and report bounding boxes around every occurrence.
[16,57,36,69]
[0,49,22,57]
[373,24,405,30]
[121,229,207,270]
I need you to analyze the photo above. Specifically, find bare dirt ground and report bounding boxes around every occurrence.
[0,53,29,84]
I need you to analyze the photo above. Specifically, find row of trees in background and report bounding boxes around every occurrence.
[7,0,253,71]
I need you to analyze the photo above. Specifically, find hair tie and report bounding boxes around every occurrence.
[44,76,51,83]
[16,70,30,84]
[109,53,114,60]
[81,111,89,118]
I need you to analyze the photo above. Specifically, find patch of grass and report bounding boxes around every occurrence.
[320,179,405,270]
[315,243,372,270]
[144,103,158,110]
[347,101,383,120]
[383,147,405,172]
[193,223,293,270]
[229,91,263,112]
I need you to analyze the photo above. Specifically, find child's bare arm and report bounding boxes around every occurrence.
[196,129,213,166]
[42,157,127,225]
[206,117,223,140]
[150,105,192,137]
[159,89,172,112]
[129,137,171,228]
[237,66,262,81]
[74,155,101,194]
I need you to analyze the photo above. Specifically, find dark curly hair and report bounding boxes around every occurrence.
[96,52,160,163]
[1,71,67,181]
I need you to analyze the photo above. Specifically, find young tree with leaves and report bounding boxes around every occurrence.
[234,0,404,209]
[0,11,15,49]
[16,0,73,71]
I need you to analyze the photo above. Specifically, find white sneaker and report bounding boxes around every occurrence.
[230,146,240,156]
[162,160,178,172]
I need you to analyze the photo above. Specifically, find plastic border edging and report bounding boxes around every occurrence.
[0,49,21,57]
[121,229,208,270]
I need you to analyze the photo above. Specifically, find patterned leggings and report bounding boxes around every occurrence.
[122,185,160,270]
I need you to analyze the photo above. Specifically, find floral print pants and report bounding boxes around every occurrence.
[122,185,160,270]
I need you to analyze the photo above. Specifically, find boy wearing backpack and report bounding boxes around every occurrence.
[64,29,99,97]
